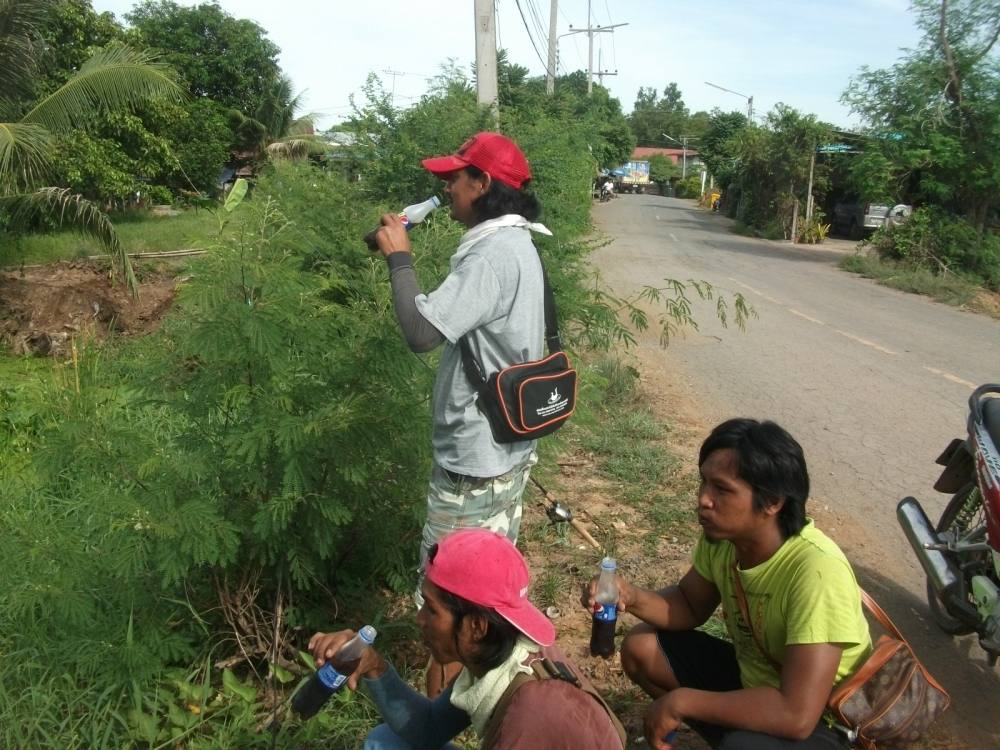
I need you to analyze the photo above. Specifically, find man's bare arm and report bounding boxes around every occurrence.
[644,642,843,749]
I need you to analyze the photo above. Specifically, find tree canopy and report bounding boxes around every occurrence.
[125,0,281,116]
[843,0,1000,233]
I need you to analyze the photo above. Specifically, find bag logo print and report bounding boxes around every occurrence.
[536,391,570,418]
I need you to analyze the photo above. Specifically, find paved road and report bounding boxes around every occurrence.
[590,194,1000,748]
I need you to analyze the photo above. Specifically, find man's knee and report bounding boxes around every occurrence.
[364,723,408,750]
[620,622,660,682]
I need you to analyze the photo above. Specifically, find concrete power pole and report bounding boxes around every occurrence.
[474,0,499,118]
[546,0,558,95]
[573,0,626,96]
[596,48,617,87]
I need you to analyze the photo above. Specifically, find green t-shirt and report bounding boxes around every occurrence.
[692,519,872,690]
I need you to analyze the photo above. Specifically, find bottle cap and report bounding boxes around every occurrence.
[358,625,377,645]
[429,196,441,208]
[600,557,617,571]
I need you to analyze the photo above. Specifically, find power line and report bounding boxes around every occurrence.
[526,0,549,47]
[513,0,553,73]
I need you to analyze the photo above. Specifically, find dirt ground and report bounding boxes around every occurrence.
[0,260,176,357]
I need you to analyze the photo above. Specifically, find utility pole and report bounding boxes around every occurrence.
[381,68,404,105]
[705,81,754,121]
[663,133,697,179]
[546,0,558,95]
[474,0,498,119]
[596,48,618,87]
[570,0,627,96]
[805,147,816,222]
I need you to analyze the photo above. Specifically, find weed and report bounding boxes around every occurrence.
[840,252,983,310]
[535,569,569,609]
[0,209,234,268]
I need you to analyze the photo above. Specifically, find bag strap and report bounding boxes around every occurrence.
[458,254,562,389]
[480,656,627,749]
[732,566,904,666]
[858,589,906,642]
[733,564,915,684]
[730,561,782,673]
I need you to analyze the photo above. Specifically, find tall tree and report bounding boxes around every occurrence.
[843,0,1000,233]
[0,0,183,292]
[628,82,691,147]
[125,1,281,116]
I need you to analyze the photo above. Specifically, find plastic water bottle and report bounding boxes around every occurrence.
[292,625,377,719]
[364,196,441,249]
[589,557,618,658]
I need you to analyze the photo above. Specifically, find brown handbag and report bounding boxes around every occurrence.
[732,565,950,749]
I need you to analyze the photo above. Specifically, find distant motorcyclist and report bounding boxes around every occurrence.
[600,179,614,202]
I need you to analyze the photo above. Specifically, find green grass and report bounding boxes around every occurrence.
[0,209,224,267]
[840,253,980,308]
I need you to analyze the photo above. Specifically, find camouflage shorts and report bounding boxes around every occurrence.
[414,454,536,607]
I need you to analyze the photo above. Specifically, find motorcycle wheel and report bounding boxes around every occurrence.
[926,483,982,635]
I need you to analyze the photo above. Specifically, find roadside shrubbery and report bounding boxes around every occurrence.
[0,60,636,747]
[863,207,1000,291]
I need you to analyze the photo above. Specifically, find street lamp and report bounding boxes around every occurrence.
[705,81,754,121]
[662,133,696,179]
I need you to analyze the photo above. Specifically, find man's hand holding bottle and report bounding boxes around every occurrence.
[307,629,388,691]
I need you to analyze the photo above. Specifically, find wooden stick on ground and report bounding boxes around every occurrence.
[529,477,602,550]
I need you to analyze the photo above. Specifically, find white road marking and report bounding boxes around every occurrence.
[727,278,903,359]
[670,233,679,242]
[923,366,976,389]
[833,329,898,355]
[729,278,783,305]
[788,308,824,325]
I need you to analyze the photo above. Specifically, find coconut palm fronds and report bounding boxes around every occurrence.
[0,121,51,194]
[4,187,137,297]
[21,44,184,134]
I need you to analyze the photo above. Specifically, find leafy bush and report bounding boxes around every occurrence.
[675,175,702,198]
[0,61,654,749]
[795,214,830,245]
[865,207,1000,290]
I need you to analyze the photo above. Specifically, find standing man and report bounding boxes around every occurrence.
[372,132,549,696]
[585,418,872,750]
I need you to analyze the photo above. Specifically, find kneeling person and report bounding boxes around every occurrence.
[587,418,871,750]
[310,529,625,750]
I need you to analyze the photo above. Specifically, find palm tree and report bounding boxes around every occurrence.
[0,0,183,295]
[229,74,323,161]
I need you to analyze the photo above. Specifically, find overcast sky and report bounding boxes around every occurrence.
[92,0,925,131]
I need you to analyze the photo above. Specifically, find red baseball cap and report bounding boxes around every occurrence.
[426,528,555,646]
[421,132,532,189]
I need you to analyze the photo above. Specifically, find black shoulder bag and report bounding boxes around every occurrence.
[459,263,577,444]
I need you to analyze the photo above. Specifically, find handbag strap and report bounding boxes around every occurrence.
[730,561,783,673]
[459,254,562,389]
[732,562,906,668]
[859,589,905,642]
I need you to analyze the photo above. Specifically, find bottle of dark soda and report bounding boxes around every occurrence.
[292,625,377,719]
[590,557,619,658]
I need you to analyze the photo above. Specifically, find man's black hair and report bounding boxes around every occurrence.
[465,165,541,222]
[698,418,809,538]
[437,586,520,672]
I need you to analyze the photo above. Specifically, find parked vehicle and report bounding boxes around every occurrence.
[614,160,650,194]
[832,201,912,239]
[897,384,1000,667]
